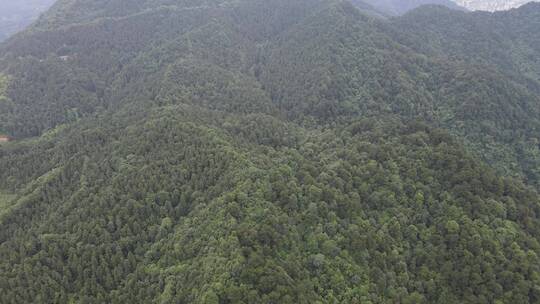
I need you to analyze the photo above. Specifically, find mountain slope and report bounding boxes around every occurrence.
[394,3,540,86]
[2,102,540,303]
[391,3,540,186]
[1,0,540,303]
[254,1,540,188]
[4,0,538,189]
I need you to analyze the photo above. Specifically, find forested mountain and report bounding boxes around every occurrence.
[1,0,540,303]
[391,2,540,186]
[0,0,56,42]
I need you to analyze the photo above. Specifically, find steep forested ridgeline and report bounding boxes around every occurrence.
[390,2,540,186]
[0,0,330,136]
[2,101,540,303]
[1,0,540,303]
[1,0,539,188]
[393,3,540,91]
[255,1,540,187]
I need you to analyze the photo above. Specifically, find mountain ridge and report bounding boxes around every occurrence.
[454,0,539,11]
[360,0,466,15]
[1,0,540,303]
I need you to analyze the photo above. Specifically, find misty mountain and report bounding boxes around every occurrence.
[0,0,56,41]
[454,0,538,11]
[360,0,465,15]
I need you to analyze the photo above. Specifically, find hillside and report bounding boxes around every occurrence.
[1,0,540,303]
[392,3,540,186]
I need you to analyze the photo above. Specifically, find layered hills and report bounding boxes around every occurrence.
[1,0,540,303]
[361,0,465,15]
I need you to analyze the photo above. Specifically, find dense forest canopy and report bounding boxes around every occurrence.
[1,0,540,303]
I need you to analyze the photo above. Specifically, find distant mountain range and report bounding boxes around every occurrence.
[0,0,55,41]
[361,0,465,15]
[0,0,537,42]
[360,0,538,15]
[454,0,538,11]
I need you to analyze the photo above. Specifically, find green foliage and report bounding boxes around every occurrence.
[0,74,11,117]
[0,73,8,96]
[0,192,16,217]
[1,0,540,303]
[2,110,540,303]
[2,0,539,188]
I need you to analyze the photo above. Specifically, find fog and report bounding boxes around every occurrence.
[0,0,56,41]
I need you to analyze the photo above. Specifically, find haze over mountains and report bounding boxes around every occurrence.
[1,0,540,303]
[455,0,538,11]
[0,0,536,43]
[0,0,56,41]
[351,0,537,14]
[361,0,465,15]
